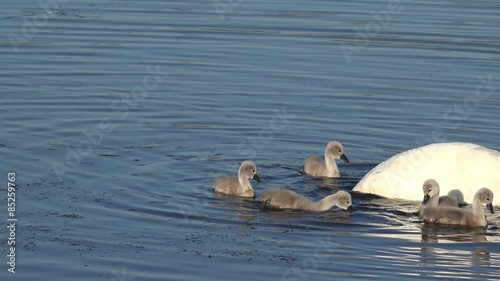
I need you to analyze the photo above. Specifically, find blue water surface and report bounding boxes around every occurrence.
[1,0,499,280]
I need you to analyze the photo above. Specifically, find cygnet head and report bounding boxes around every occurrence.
[336,190,354,212]
[326,141,349,163]
[239,161,261,183]
[476,187,494,214]
[422,179,440,205]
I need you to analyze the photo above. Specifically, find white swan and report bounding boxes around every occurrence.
[214,161,261,197]
[303,141,349,178]
[259,189,354,212]
[420,187,494,227]
[353,142,500,206]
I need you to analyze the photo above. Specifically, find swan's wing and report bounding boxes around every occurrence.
[259,190,308,210]
[422,207,469,225]
[304,156,326,176]
[214,176,239,194]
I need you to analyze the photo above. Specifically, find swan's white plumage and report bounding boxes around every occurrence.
[353,142,500,206]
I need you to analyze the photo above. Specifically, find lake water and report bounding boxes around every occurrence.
[1,0,500,280]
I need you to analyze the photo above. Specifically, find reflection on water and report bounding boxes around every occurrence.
[417,245,495,279]
[421,224,489,243]
[259,208,353,225]
[318,177,342,188]
[381,222,500,279]
[472,248,491,267]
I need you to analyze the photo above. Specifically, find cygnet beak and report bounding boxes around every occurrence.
[340,154,349,163]
[486,203,494,214]
[346,205,354,213]
[422,195,430,205]
[252,174,261,183]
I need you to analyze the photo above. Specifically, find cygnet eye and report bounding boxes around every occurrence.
[338,149,342,153]
[252,169,255,173]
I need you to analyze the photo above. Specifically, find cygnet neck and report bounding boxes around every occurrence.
[324,151,339,176]
[472,196,486,216]
[238,171,252,191]
[311,193,340,211]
